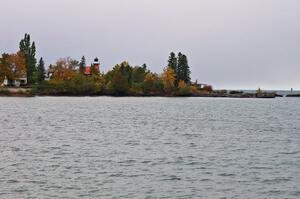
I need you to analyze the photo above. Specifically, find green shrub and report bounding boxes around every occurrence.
[0,89,10,95]
[178,86,192,96]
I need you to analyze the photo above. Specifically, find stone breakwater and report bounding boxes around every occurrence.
[286,93,300,97]
[194,92,278,98]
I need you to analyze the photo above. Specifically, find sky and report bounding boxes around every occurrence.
[1,0,300,90]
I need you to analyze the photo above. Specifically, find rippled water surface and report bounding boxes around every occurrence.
[0,97,300,199]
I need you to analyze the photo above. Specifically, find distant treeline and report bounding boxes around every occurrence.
[1,33,213,96]
[34,59,198,96]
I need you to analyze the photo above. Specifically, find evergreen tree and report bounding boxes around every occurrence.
[168,52,178,75]
[177,52,191,83]
[142,63,148,72]
[105,61,132,95]
[181,54,191,83]
[79,56,86,74]
[19,33,37,84]
[131,65,147,83]
[177,52,184,81]
[36,57,45,83]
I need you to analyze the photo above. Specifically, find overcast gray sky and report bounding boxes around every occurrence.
[1,0,300,90]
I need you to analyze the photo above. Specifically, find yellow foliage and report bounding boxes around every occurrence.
[51,58,77,81]
[161,67,176,94]
[0,51,26,81]
[143,73,160,94]
[144,73,155,83]
[178,80,187,89]
[8,51,26,78]
[190,85,198,94]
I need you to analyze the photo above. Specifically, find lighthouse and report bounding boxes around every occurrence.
[84,57,100,76]
[93,57,100,72]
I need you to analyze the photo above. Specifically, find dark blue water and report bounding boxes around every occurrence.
[0,97,299,198]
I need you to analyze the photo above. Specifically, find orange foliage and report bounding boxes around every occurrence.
[203,85,213,92]
[190,85,198,94]
[0,51,26,80]
[178,80,187,89]
[161,67,176,94]
[51,58,77,81]
[7,51,26,78]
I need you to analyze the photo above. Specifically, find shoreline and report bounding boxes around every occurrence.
[286,94,300,97]
[1,87,299,98]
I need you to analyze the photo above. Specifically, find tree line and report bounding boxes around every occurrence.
[36,59,195,96]
[1,33,212,96]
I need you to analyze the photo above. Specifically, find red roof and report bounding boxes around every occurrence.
[84,66,91,75]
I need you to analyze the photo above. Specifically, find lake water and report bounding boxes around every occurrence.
[0,97,299,199]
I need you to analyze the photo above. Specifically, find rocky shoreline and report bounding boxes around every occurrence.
[0,88,289,98]
[0,88,33,97]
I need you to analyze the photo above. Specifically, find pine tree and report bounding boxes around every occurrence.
[177,52,191,84]
[168,52,178,75]
[177,52,184,81]
[181,54,191,83]
[36,57,45,83]
[142,63,148,72]
[79,56,86,74]
[19,33,37,84]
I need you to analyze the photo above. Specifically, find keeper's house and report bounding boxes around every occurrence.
[2,76,27,87]
[1,64,27,87]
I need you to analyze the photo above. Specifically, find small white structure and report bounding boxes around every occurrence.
[197,83,209,89]
[2,76,27,87]
[44,70,53,81]
[14,77,27,87]
[74,64,80,71]
[3,76,8,86]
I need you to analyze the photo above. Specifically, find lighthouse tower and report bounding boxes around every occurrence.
[93,57,100,72]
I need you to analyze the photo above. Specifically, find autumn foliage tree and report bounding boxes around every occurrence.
[161,67,176,94]
[51,57,78,81]
[143,73,163,95]
[0,52,26,83]
[0,54,11,83]
[177,80,192,96]
[7,52,26,79]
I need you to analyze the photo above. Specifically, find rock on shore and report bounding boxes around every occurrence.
[0,88,33,97]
